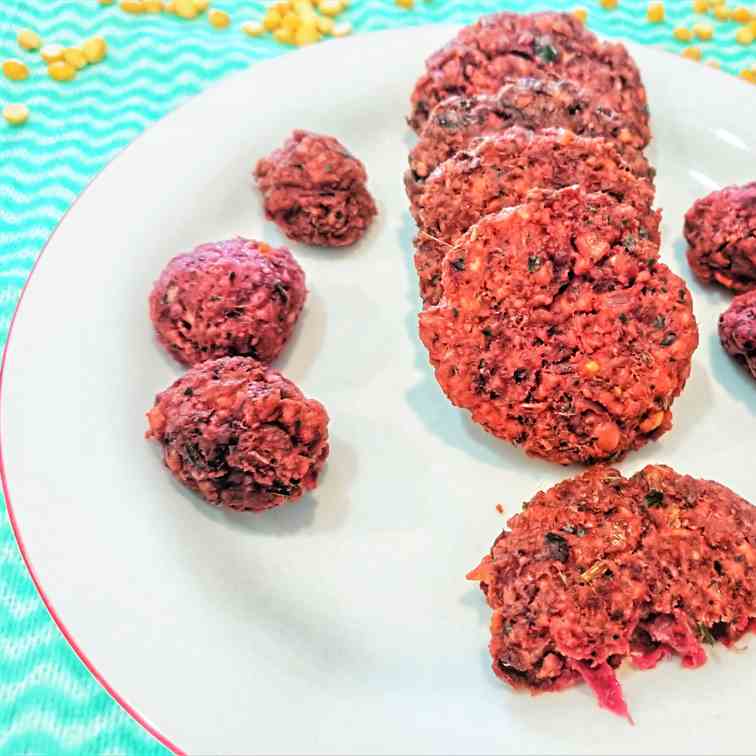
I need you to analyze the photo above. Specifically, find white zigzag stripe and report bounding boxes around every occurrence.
[0,708,128,748]
[0,663,93,704]
[0,627,59,663]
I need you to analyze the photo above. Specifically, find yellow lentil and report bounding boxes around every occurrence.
[692,0,709,10]
[48,60,77,81]
[174,0,198,18]
[3,103,29,125]
[40,43,65,63]
[82,36,108,63]
[600,0,618,9]
[273,26,295,43]
[2,59,30,81]
[274,1,292,12]
[264,8,283,29]
[736,25,754,43]
[194,0,210,9]
[639,411,665,433]
[740,67,756,82]
[165,0,176,10]
[673,26,693,41]
[120,0,145,12]
[682,44,702,59]
[318,0,343,15]
[241,20,265,35]
[295,19,320,44]
[331,20,351,36]
[571,6,588,23]
[63,47,88,70]
[315,14,334,33]
[294,0,314,12]
[647,1,665,22]
[143,0,164,11]
[710,0,725,5]
[693,22,714,39]
[395,0,414,8]
[750,18,756,33]
[713,4,729,19]
[584,360,601,375]
[731,5,751,20]
[17,29,42,52]
[208,9,231,27]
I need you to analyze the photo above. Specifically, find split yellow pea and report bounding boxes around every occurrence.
[48,60,77,81]
[2,59,29,81]
[3,103,29,125]
[17,29,42,51]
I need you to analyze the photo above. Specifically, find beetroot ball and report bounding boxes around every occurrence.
[719,289,756,379]
[684,182,756,293]
[255,130,377,247]
[149,238,306,367]
[146,357,330,512]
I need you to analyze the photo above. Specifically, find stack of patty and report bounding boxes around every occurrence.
[405,11,698,465]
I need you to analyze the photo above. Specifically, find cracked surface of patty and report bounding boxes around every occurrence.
[406,77,649,199]
[255,129,377,247]
[149,238,306,366]
[685,182,756,293]
[467,464,756,712]
[412,127,657,307]
[419,186,698,464]
[146,356,330,512]
[408,12,650,144]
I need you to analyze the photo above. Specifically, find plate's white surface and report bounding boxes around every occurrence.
[3,26,756,755]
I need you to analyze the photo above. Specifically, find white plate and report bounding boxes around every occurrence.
[3,25,756,756]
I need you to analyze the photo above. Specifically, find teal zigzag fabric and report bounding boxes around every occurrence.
[0,1,754,753]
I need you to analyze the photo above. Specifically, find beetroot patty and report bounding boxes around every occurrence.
[719,288,756,379]
[149,238,306,366]
[419,186,698,465]
[406,77,649,199]
[255,129,377,248]
[146,356,329,512]
[412,127,657,307]
[684,182,756,293]
[467,464,756,719]
[408,12,650,144]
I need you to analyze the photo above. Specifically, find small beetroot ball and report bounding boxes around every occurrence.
[685,182,756,293]
[149,238,306,366]
[146,357,330,512]
[255,129,377,247]
[719,289,756,379]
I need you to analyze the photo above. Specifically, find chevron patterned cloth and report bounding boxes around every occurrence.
[0,0,754,752]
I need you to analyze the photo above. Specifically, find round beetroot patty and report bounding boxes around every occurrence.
[255,129,377,248]
[146,356,329,512]
[719,288,756,379]
[412,127,657,307]
[467,464,756,718]
[406,77,649,199]
[684,182,756,293]
[149,238,306,367]
[419,186,698,465]
[408,12,650,144]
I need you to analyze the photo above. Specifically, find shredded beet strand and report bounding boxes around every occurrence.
[571,661,634,724]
